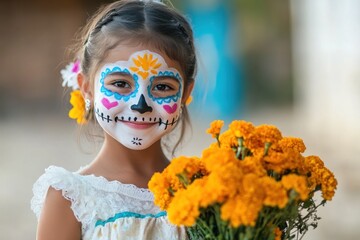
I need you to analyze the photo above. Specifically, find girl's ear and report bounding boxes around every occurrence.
[182,81,194,105]
[77,72,93,100]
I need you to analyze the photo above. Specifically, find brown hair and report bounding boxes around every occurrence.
[71,0,197,155]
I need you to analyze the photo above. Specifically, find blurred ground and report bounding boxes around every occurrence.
[0,107,358,239]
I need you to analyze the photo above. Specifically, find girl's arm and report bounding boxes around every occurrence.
[36,187,81,240]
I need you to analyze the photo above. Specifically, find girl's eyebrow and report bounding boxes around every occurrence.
[107,72,132,77]
[153,75,181,82]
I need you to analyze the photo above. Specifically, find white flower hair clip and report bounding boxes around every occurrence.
[60,60,81,90]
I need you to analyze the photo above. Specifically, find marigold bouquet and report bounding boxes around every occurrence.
[148,120,337,240]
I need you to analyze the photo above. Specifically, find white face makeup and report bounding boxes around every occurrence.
[94,50,183,150]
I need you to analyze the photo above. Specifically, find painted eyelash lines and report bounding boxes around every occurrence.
[96,108,179,128]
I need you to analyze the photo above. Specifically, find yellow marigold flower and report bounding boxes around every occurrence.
[206,120,224,138]
[304,155,324,173]
[303,155,337,200]
[319,168,337,201]
[167,156,205,182]
[69,90,86,124]
[229,120,254,139]
[281,174,310,201]
[279,137,306,153]
[274,227,282,240]
[148,172,172,210]
[246,125,282,151]
[221,194,262,227]
[260,176,288,208]
[148,157,205,210]
[201,162,243,206]
[263,148,304,174]
[218,129,238,149]
[240,156,267,177]
[167,188,200,226]
[202,147,237,173]
[239,174,264,196]
[185,95,193,106]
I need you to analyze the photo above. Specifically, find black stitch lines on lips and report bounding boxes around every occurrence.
[96,108,180,129]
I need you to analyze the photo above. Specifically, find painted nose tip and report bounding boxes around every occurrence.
[131,94,153,114]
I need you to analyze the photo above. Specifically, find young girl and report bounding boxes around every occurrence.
[31,0,196,239]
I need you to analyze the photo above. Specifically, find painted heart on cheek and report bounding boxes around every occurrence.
[101,97,118,110]
[163,103,178,114]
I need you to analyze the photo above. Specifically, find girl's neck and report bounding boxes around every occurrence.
[83,134,169,188]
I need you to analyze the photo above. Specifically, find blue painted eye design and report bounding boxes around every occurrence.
[100,67,139,102]
[147,71,182,104]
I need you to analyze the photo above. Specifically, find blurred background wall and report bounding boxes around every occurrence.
[0,0,358,239]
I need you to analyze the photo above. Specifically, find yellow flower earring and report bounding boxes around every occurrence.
[68,90,87,124]
[185,96,193,106]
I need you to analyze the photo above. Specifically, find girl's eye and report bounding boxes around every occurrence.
[154,84,173,91]
[113,80,131,88]
[105,76,135,95]
[151,80,179,98]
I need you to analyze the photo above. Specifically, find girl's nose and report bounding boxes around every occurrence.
[131,94,153,114]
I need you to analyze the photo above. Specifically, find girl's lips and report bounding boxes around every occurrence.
[122,121,156,129]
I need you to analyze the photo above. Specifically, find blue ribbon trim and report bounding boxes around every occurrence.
[95,211,167,227]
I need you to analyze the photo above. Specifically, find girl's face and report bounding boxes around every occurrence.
[93,44,185,150]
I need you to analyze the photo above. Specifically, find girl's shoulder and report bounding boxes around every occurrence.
[31,165,157,229]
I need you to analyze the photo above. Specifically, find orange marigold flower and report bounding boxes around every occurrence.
[218,129,238,149]
[303,156,337,200]
[263,148,304,174]
[221,194,263,227]
[246,125,282,151]
[166,156,206,188]
[279,137,306,153]
[319,168,338,200]
[206,120,224,138]
[229,120,254,139]
[202,161,243,206]
[281,174,310,201]
[148,172,172,210]
[69,90,86,124]
[274,227,282,240]
[202,147,237,172]
[240,155,267,177]
[167,188,200,226]
[260,176,288,208]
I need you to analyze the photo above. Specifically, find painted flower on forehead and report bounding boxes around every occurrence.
[61,60,81,90]
[130,53,162,79]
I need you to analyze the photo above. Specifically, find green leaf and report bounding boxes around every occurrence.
[303,199,312,208]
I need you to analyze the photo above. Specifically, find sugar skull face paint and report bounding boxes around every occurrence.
[94,50,183,150]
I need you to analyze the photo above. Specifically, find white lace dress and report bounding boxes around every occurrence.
[31,166,187,240]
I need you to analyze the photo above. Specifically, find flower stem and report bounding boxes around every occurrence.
[264,142,272,156]
[236,137,244,160]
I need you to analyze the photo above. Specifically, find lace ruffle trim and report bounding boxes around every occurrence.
[30,166,87,225]
[30,165,156,227]
[77,165,154,201]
